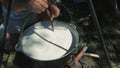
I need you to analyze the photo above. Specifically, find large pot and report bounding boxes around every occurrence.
[16,20,79,68]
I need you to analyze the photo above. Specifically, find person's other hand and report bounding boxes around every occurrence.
[28,0,48,13]
[4,33,19,51]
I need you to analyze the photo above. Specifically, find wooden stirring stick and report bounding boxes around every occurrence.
[50,18,54,31]
[47,0,54,31]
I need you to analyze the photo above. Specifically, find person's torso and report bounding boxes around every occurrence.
[1,5,39,34]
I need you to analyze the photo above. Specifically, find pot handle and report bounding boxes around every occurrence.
[15,43,21,52]
[69,23,77,30]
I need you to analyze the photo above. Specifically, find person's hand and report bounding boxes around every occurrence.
[47,3,60,20]
[28,0,49,13]
[38,3,60,21]
[28,0,60,20]
[4,33,19,51]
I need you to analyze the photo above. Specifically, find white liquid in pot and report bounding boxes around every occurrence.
[20,21,73,61]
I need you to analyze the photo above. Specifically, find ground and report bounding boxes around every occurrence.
[60,1,120,68]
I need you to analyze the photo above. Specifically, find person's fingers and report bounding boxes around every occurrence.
[47,4,60,20]
[39,0,48,9]
[35,0,48,10]
[28,0,48,13]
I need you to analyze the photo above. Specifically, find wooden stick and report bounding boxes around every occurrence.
[84,53,100,58]
[75,46,88,62]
